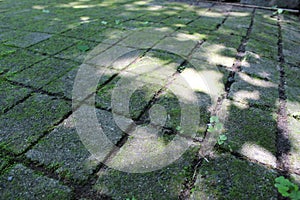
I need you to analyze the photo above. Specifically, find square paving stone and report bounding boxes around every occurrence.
[8,58,78,89]
[0,93,70,154]
[207,32,242,49]
[246,38,278,59]
[0,164,72,199]
[191,154,277,199]
[240,51,279,81]
[25,20,79,34]
[188,16,224,31]
[0,30,24,42]
[94,147,199,200]
[191,42,237,67]
[96,74,162,119]
[43,65,118,100]
[0,49,46,74]
[285,65,300,88]
[286,86,300,116]
[0,44,17,57]
[4,32,51,48]
[283,40,300,66]
[28,36,78,55]
[288,117,300,174]
[26,110,125,182]
[119,27,172,49]
[228,72,279,109]
[221,100,277,164]
[0,79,31,113]
[86,45,143,70]
[153,36,198,57]
[54,40,99,63]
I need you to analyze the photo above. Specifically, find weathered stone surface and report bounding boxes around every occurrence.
[154,36,198,57]
[0,164,72,199]
[192,42,237,67]
[8,58,78,89]
[229,72,279,109]
[240,52,279,81]
[0,93,70,154]
[119,27,172,49]
[94,147,199,200]
[43,65,118,99]
[246,38,278,59]
[221,100,277,165]
[29,36,78,55]
[26,110,124,182]
[4,32,51,48]
[288,117,300,174]
[0,79,31,113]
[191,154,278,199]
[0,50,46,74]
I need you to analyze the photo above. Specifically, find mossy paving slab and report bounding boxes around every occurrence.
[54,40,99,63]
[246,38,278,59]
[4,32,51,48]
[220,100,277,166]
[94,147,199,200]
[191,154,278,199]
[119,27,172,49]
[24,20,79,34]
[228,72,279,109]
[288,117,300,174]
[0,164,72,199]
[28,35,79,55]
[0,44,17,57]
[8,58,78,89]
[286,86,300,117]
[43,65,118,100]
[0,93,70,154]
[191,42,237,67]
[153,36,198,57]
[0,79,31,113]
[240,52,279,81]
[207,32,242,49]
[26,109,125,182]
[0,49,46,74]
[96,74,161,119]
[283,40,300,66]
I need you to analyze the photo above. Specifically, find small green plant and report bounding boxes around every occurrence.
[101,20,108,25]
[272,6,284,15]
[176,126,184,134]
[126,197,136,200]
[217,134,227,145]
[115,19,121,25]
[207,116,223,133]
[177,65,186,73]
[77,45,90,52]
[275,176,300,199]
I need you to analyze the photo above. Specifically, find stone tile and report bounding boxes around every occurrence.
[4,32,51,48]
[191,154,278,199]
[286,86,300,116]
[8,58,78,89]
[26,110,125,182]
[43,64,118,100]
[86,45,143,71]
[28,36,78,55]
[288,117,300,174]
[207,32,242,49]
[0,79,31,113]
[119,27,172,49]
[0,164,72,199]
[0,44,17,57]
[188,16,224,31]
[192,42,237,67]
[24,20,79,34]
[0,93,70,154]
[229,72,279,109]
[94,147,199,199]
[0,49,46,74]
[221,100,277,165]
[54,40,99,63]
[153,36,198,57]
[96,74,161,119]
[246,38,278,59]
[240,51,279,81]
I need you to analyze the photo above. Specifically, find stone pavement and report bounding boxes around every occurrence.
[0,0,300,199]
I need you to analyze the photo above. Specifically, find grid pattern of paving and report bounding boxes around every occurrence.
[0,0,299,199]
